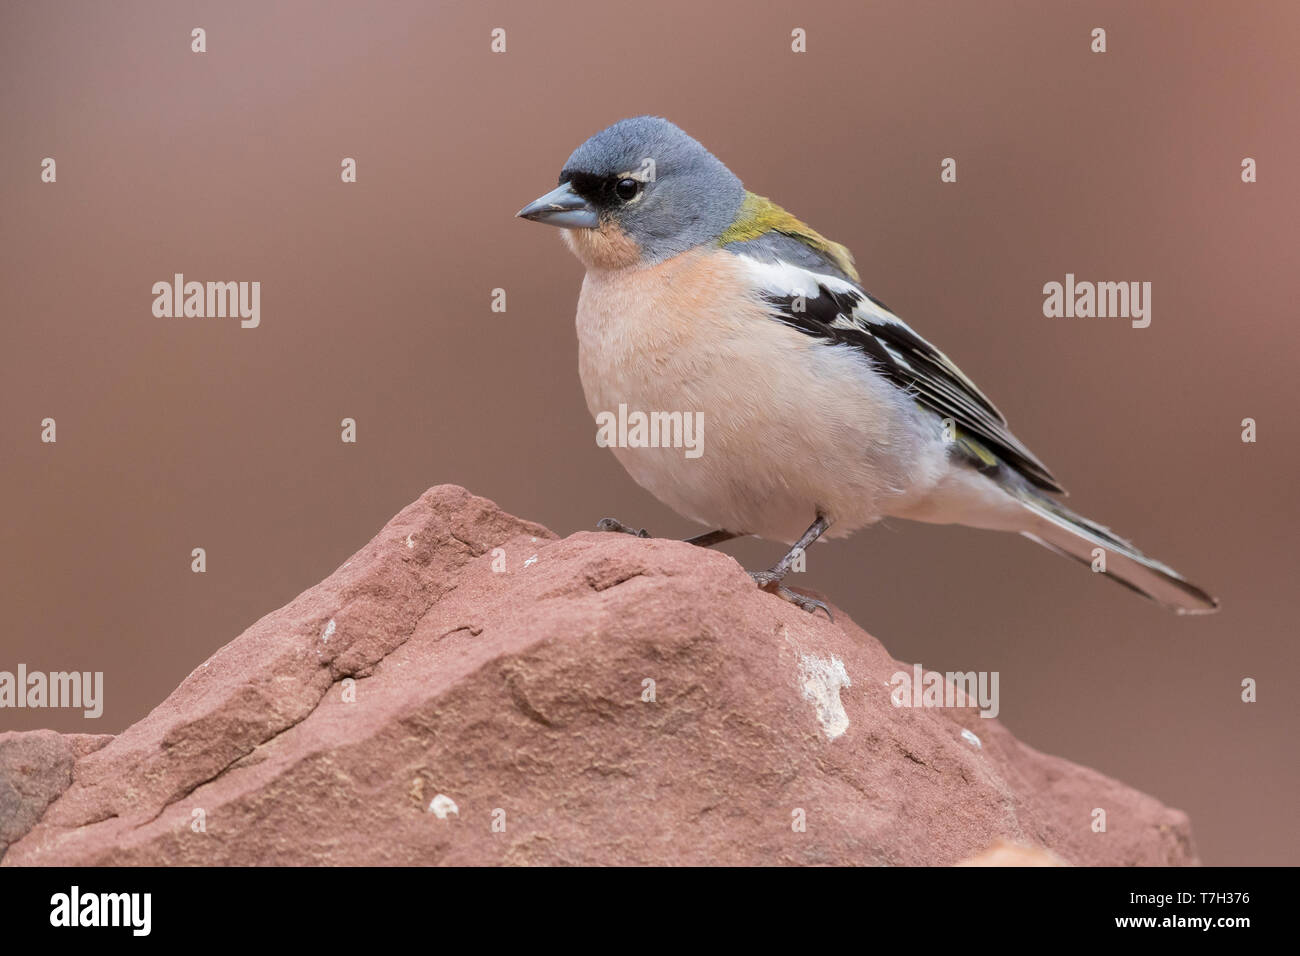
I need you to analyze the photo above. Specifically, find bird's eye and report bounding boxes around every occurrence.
[615,178,641,201]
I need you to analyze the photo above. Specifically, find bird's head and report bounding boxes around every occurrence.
[517,116,745,270]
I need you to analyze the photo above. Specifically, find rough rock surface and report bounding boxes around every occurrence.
[0,485,1198,866]
[955,839,1069,866]
[0,731,112,858]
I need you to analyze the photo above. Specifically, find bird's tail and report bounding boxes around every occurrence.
[1012,488,1219,615]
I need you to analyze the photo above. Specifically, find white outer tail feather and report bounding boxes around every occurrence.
[1015,495,1219,615]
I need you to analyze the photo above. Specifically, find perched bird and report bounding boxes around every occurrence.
[517,116,1218,617]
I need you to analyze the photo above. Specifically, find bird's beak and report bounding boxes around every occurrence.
[516,182,599,229]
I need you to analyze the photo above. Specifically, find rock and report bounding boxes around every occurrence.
[0,485,1198,866]
[0,731,112,858]
[955,839,1069,866]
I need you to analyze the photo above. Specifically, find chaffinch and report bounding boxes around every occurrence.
[518,116,1218,617]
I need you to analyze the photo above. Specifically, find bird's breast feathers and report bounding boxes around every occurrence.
[573,245,950,540]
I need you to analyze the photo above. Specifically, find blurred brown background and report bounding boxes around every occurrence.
[2,0,1296,865]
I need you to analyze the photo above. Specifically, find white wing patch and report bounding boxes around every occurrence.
[737,255,857,299]
[736,254,906,328]
[730,251,1063,493]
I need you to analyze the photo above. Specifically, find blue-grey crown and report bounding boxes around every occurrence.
[561,116,746,262]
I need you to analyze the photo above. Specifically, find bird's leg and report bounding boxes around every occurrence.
[749,514,833,619]
[596,517,651,538]
[684,529,742,548]
[597,520,741,549]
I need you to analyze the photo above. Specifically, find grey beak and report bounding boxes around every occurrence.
[516,182,599,229]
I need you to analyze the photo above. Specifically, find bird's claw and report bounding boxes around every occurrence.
[596,517,651,538]
[748,571,833,620]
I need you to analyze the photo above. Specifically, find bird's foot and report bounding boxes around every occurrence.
[596,517,651,538]
[748,570,833,620]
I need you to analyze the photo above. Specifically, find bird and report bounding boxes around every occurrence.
[517,116,1219,618]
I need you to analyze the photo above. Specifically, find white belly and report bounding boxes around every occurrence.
[573,249,947,544]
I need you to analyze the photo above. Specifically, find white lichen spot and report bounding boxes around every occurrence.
[405,533,416,549]
[523,554,538,568]
[530,537,537,543]
[797,653,851,740]
[428,793,459,819]
[321,619,336,643]
[961,728,982,749]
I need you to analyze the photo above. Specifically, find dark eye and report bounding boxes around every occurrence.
[615,178,641,201]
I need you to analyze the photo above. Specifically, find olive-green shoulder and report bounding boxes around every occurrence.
[716,191,859,282]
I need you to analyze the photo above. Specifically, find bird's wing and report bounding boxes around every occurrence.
[722,232,1065,494]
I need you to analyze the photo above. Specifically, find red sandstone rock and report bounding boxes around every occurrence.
[955,839,1070,866]
[0,731,112,858]
[0,485,1198,866]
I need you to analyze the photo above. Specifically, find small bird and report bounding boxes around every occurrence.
[517,116,1218,617]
